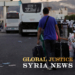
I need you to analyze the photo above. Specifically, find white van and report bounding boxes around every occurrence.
[6,11,20,33]
[19,3,43,36]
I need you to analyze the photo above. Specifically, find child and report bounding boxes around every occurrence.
[60,33,75,57]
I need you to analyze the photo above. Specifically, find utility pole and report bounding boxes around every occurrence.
[3,0,12,29]
[3,1,6,29]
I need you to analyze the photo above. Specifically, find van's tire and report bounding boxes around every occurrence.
[19,23,28,36]
[21,32,28,36]
[19,26,25,36]
[21,32,25,36]
[19,25,25,36]
[19,23,22,34]
[6,31,10,33]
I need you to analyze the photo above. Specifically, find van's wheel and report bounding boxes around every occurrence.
[19,24,28,36]
[19,27,24,36]
[6,31,10,33]
[35,33,37,36]
[19,24,24,36]
[21,32,25,36]
[19,24,22,34]
[21,32,28,36]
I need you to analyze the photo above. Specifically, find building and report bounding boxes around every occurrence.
[49,7,68,19]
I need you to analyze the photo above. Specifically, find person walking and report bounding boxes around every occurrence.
[58,21,63,36]
[62,19,68,38]
[37,8,60,70]
[68,19,73,34]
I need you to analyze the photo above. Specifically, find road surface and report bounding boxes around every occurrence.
[0,33,75,75]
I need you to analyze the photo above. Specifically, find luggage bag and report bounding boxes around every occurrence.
[55,42,69,63]
[32,45,46,64]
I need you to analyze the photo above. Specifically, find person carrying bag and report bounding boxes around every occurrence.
[37,8,60,70]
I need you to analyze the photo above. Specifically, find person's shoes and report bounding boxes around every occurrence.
[47,66,52,70]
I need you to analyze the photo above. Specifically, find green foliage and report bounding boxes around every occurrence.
[65,15,75,20]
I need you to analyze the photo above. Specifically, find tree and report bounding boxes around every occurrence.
[65,15,75,20]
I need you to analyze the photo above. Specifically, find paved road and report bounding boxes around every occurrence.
[0,33,75,75]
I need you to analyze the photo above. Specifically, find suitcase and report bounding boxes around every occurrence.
[55,42,61,57]
[74,48,75,58]
[55,42,69,57]
[55,42,69,63]
[62,43,69,57]
[32,45,46,64]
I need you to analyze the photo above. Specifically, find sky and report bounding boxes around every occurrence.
[13,0,62,2]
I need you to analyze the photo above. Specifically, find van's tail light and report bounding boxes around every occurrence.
[5,23,7,27]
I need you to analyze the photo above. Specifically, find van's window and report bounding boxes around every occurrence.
[7,13,19,19]
[22,3,41,13]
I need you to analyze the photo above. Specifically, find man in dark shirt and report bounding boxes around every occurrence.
[37,8,60,70]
